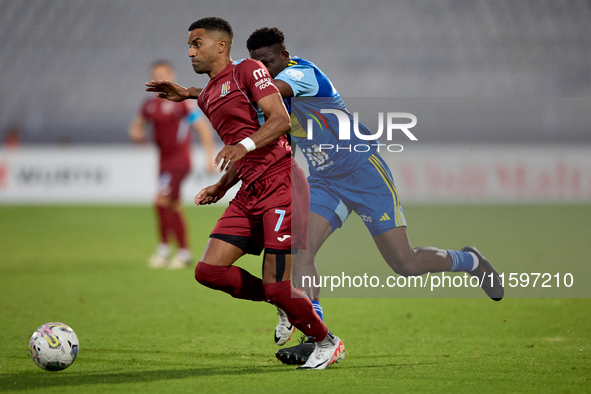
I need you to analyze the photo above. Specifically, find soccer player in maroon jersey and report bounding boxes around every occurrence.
[150,17,344,370]
[129,60,216,269]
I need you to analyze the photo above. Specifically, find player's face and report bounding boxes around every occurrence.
[249,46,289,79]
[188,29,218,74]
[150,65,176,82]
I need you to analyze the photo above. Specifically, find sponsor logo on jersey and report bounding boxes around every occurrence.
[252,68,268,80]
[255,77,273,90]
[220,81,231,97]
[277,235,291,242]
[284,68,304,81]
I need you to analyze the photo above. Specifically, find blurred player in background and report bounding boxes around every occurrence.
[147,17,344,370]
[129,60,216,269]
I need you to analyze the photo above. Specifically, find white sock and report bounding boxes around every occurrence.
[318,331,336,347]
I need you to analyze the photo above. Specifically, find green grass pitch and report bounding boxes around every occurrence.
[0,205,589,393]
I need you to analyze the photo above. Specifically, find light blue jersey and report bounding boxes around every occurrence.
[254,56,405,234]
[274,57,376,178]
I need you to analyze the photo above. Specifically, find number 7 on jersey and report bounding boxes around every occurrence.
[274,209,286,232]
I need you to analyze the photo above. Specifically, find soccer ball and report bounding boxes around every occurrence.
[29,322,79,371]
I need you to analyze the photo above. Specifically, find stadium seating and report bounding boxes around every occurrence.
[0,0,589,143]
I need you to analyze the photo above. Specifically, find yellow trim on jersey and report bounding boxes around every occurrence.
[368,155,401,226]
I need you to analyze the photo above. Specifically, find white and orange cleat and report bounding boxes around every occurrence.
[274,308,295,346]
[297,331,345,370]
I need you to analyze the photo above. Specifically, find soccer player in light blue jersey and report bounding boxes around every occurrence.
[246,27,504,365]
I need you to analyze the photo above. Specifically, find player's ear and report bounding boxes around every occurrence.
[217,40,227,53]
[282,50,290,61]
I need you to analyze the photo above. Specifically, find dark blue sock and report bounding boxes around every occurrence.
[446,250,477,272]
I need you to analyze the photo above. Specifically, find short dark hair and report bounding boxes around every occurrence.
[188,17,233,39]
[246,27,285,52]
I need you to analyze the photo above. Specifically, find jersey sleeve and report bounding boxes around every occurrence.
[275,65,319,97]
[237,58,279,103]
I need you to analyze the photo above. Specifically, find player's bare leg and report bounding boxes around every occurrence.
[373,227,451,276]
[198,238,245,268]
[292,212,334,300]
[373,227,503,300]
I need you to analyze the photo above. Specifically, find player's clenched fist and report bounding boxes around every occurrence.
[195,184,226,205]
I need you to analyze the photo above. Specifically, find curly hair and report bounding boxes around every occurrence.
[246,27,285,51]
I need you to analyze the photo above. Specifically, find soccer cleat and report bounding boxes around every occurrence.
[167,255,191,270]
[464,246,504,301]
[148,253,168,269]
[297,332,345,370]
[276,335,315,365]
[274,308,295,346]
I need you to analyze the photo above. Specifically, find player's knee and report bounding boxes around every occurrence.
[195,261,222,286]
[295,249,317,267]
[194,262,208,285]
[388,256,418,277]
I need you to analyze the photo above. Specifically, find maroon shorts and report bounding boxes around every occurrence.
[158,168,190,201]
[210,159,309,255]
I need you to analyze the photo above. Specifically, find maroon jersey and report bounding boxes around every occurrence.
[140,98,197,170]
[198,58,291,186]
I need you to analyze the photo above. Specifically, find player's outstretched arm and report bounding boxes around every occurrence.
[145,81,203,102]
[194,164,239,205]
[215,92,290,172]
